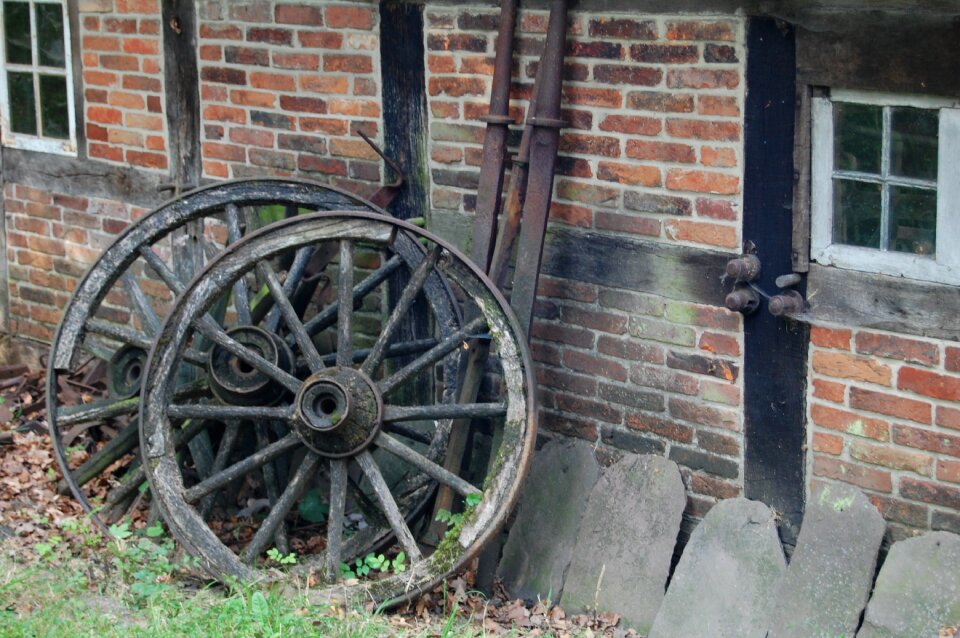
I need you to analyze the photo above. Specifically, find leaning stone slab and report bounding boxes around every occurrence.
[648,497,786,638]
[559,454,685,635]
[767,484,885,638]
[497,439,600,601]
[857,531,960,638]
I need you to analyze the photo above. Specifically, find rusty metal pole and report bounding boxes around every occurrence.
[509,0,567,337]
[470,0,520,272]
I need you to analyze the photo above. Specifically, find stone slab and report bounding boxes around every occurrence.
[559,454,685,635]
[648,497,787,638]
[857,531,960,638]
[767,484,886,638]
[497,439,600,601]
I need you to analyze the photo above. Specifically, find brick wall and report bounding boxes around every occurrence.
[808,323,960,537]
[196,0,382,193]
[425,8,747,518]
[3,183,146,341]
[79,0,168,171]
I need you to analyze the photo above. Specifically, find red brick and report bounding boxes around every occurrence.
[668,397,738,430]
[550,203,593,228]
[664,219,737,248]
[199,44,221,61]
[299,30,342,49]
[83,35,120,51]
[428,77,486,98]
[867,494,929,527]
[690,474,739,499]
[849,440,933,476]
[898,367,960,401]
[938,459,960,484]
[531,322,594,348]
[813,432,844,455]
[631,366,701,398]
[699,95,740,117]
[556,180,619,206]
[556,394,622,424]
[892,424,960,457]
[328,99,380,117]
[541,411,598,442]
[562,305,628,334]
[203,142,246,162]
[849,387,931,424]
[299,117,349,135]
[556,156,593,178]
[812,351,892,385]
[200,24,243,40]
[228,128,274,148]
[123,75,162,92]
[249,72,295,92]
[597,335,665,364]
[89,143,124,162]
[230,89,276,108]
[297,156,348,176]
[813,378,846,403]
[122,37,159,55]
[325,54,373,74]
[811,404,890,441]
[203,105,246,125]
[562,86,622,108]
[631,44,699,64]
[83,70,118,87]
[598,114,661,136]
[84,88,107,104]
[273,52,319,71]
[696,198,737,221]
[899,477,960,510]
[595,212,661,237]
[588,18,657,40]
[666,169,739,195]
[279,95,327,114]
[126,150,168,169]
[566,41,622,59]
[627,91,694,113]
[854,332,940,366]
[117,0,157,12]
[667,118,740,141]
[538,276,597,303]
[276,4,324,26]
[937,406,960,431]
[87,106,123,125]
[667,68,740,90]
[705,43,739,63]
[813,456,893,493]
[100,54,139,71]
[699,332,740,357]
[563,350,628,382]
[811,325,851,350]
[701,146,737,168]
[666,20,737,42]
[427,33,487,53]
[596,161,660,187]
[107,91,144,109]
[626,413,693,443]
[201,67,246,85]
[626,140,696,163]
[560,134,621,158]
[325,5,375,29]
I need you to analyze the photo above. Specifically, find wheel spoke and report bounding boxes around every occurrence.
[166,404,295,422]
[265,246,314,332]
[120,272,162,336]
[256,259,325,373]
[195,316,302,393]
[321,338,438,368]
[355,450,422,562]
[376,432,480,499]
[225,204,253,326]
[183,433,301,505]
[199,420,242,519]
[336,240,354,367]
[59,417,139,493]
[361,245,442,376]
[300,255,403,341]
[241,450,319,563]
[254,422,289,554]
[325,458,348,579]
[384,402,507,422]
[383,421,433,446]
[378,315,488,395]
[57,377,209,427]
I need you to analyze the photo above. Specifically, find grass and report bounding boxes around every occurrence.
[0,522,509,638]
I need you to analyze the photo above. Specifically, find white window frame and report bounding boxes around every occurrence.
[0,0,76,155]
[811,89,960,285]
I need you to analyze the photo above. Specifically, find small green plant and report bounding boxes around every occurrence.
[34,535,62,559]
[266,547,297,565]
[339,551,407,579]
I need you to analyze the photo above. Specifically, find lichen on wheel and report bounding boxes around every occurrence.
[47,178,458,531]
[139,212,536,606]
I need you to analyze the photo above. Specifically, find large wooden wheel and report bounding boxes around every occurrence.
[139,211,537,606]
[47,178,459,530]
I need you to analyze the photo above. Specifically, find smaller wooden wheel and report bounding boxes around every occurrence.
[139,211,537,606]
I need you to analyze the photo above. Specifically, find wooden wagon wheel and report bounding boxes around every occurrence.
[47,178,459,531]
[139,211,537,606]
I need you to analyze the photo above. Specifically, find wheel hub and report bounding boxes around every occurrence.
[294,367,382,458]
[108,344,148,399]
[207,326,295,406]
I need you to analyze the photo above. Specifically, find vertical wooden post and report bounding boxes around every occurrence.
[742,17,808,549]
[162,0,200,191]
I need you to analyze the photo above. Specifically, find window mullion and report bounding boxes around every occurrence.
[880,106,892,252]
[29,0,42,138]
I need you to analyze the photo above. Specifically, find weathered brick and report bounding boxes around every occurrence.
[899,477,960,510]
[855,332,939,366]
[690,473,740,499]
[556,394,622,424]
[626,413,693,444]
[849,440,933,476]
[849,387,931,424]
[598,335,664,364]
[588,18,657,40]
[893,424,960,457]
[279,96,327,114]
[567,41,623,59]
[297,156,347,176]
[664,300,739,330]
[595,212,661,237]
[457,12,498,31]
[299,116,348,135]
[937,459,960,484]
[550,203,592,228]
[810,404,890,441]
[427,33,486,52]
[666,169,739,195]
[667,118,741,141]
[428,77,486,98]
[230,89,276,108]
[541,410,598,442]
[531,322,594,349]
[299,30,342,49]
[629,316,696,346]
[933,510,960,534]
[811,325,852,349]
[202,142,246,162]
[623,192,691,216]
[670,446,738,479]
[626,139,696,163]
[593,65,662,86]
[276,4,323,26]
[631,44,699,63]
[812,432,844,455]
[524,60,589,83]
[596,162,660,187]
[664,219,738,248]
[669,397,738,430]
[251,111,294,130]
[325,54,373,74]
[937,405,960,431]
[272,52,319,70]
[325,5,375,29]
[699,332,740,357]
[705,43,739,63]
[867,494,929,527]
[898,367,960,401]
[563,350,628,382]
[539,276,597,303]
[813,456,892,493]
[627,91,694,113]
[598,114,661,136]
[556,180,619,207]
[601,426,666,456]
[631,365,700,397]
[700,146,737,168]
[555,156,593,178]
[696,198,738,221]
[667,68,740,90]
[224,46,268,66]
[667,351,738,382]
[562,86,622,108]
[946,346,960,373]
[698,95,740,117]
[201,67,246,85]
[430,169,480,190]
[537,367,597,398]
[666,20,737,42]
[812,351,892,385]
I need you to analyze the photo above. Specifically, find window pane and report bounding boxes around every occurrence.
[890,186,937,256]
[39,73,67,138]
[834,102,882,174]
[890,107,938,181]
[3,1,32,64]
[35,3,64,67]
[833,178,881,248]
[7,70,35,134]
